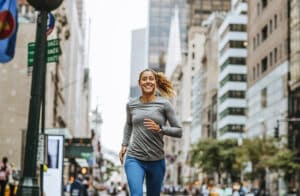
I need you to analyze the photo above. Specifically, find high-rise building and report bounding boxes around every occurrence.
[0,0,91,169]
[147,0,188,72]
[288,0,300,150]
[187,0,231,27]
[187,0,231,142]
[64,0,91,137]
[246,0,289,138]
[217,0,248,139]
[129,28,146,98]
[195,12,226,140]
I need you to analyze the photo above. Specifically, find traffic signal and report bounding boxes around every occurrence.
[274,120,279,139]
[81,167,88,175]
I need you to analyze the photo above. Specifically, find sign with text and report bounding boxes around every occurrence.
[27,38,61,70]
[43,135,64,196]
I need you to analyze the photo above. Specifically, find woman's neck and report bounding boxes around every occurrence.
[140,94,156,103]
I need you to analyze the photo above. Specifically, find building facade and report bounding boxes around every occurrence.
[200,13,226,140]
[64,0,91,137]
[147,0,188,72]
[190,27,207,144]
[187,0,231,27]
[246,0,289,138]
[129,28,146,99]
[188,0,231,143]
[217,0,247,140]
[0,0,91,169]
[288,0,300,150]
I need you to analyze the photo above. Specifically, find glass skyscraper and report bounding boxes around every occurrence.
[147,0,188,72]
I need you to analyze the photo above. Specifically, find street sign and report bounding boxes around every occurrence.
[37,134,45,164]
[27,38,61,70]
[47,13,55,36]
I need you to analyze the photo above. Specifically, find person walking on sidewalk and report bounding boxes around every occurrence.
[0,157,11,196]
[119,68,182,196]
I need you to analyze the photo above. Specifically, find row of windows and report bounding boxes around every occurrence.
[219,90,246,103]
[253,14,277,50]
[257,0,268,16]
[220,74,247,87]
[219,124,245,134]
[220,107,246,119]
[252,40,288,80]
[220,57,246,71]
[220,24,247,40]
[220,40,247,56]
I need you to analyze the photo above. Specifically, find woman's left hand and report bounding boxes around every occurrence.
[144,118,161,132]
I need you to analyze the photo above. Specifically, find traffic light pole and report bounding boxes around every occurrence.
[17,10,48,196]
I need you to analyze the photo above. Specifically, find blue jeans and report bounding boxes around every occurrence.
[125,156,165,196]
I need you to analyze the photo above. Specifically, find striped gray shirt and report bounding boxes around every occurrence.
[122,96,182,161]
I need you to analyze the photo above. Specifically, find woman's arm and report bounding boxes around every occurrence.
[120,103,132,164]
[160,100,182,138]
[121,103,132,146]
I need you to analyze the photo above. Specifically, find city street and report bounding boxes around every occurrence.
[1,0,300,195]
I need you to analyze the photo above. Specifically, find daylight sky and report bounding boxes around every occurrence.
[87,0,148,153]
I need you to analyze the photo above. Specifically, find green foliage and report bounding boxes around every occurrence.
[190,138,240,181]
[189,137,300,183]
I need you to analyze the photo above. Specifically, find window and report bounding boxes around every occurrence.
[220,107,246,119]
[261,56,268,73]
[220,41,246,55]
[221,57,246,71]
[219,124,245,134]
[229,40,246,48]
[261,25,268,41]
[257,64,260,77]
[220,74,247,87]
[261,88,267,108]
[256,34,260,46]
[274,14,277,29]
[253,67,256,80]
[257,3,260,16]
[279,43,282,59]
[269,20,273,33]
[192,52,195,59]
[261,0,268,9]
[229,24,247,32]
[274,48,278,63]
[269,52,273,66]
[220,90,246,103]
[253,37,256,50]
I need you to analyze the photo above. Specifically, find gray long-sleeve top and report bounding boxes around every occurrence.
[122,96,182,161]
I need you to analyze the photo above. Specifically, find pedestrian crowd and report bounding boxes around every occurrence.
[0,157,19,196]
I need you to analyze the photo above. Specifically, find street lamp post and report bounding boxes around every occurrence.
[17,1,63,195]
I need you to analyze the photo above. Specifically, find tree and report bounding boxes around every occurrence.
[190,139,240,183]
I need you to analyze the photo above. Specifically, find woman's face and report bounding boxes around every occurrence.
[139,71,156,95]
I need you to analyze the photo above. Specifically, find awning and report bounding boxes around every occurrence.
[75,158,89,168]
[65,145,93,159]
[45,128,72,139]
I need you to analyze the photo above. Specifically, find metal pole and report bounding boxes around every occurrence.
[17,10,48,196]
[40,48,47,196]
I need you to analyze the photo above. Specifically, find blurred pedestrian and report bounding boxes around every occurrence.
[70,174,84,196]
[0,157,11,196]
[119,68,182,196]
[107,182,117,195]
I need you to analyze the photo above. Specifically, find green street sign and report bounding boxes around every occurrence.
[27,38,61,69]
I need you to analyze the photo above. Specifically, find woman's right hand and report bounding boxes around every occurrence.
[119,146,127,165]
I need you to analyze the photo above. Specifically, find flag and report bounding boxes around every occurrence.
[0,0,18,63]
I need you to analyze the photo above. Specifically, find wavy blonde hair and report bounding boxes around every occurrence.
[139,69,176,98]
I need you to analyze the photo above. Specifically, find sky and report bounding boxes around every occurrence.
[87,0,148,153]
